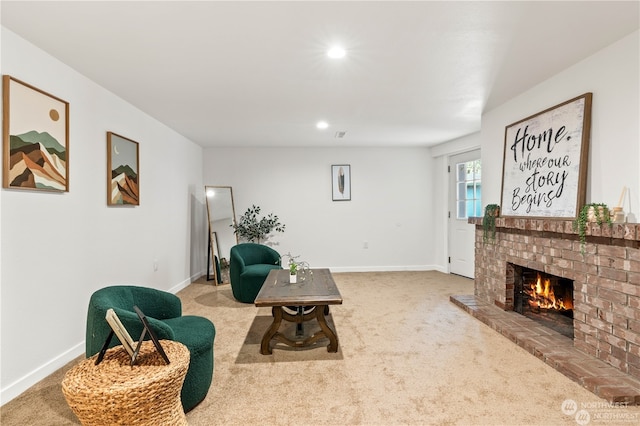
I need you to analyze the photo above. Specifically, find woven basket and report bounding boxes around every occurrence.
[62,340,190,426]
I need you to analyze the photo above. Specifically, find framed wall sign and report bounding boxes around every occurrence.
[2,75,69,191]
[107,132,139,206]
[500,93,592,218]
[332,164,351,201]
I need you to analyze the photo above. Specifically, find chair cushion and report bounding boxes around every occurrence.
[164,316,215,356]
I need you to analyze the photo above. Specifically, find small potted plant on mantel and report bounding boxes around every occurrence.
[573,202,612,254]
[482,204,500,244]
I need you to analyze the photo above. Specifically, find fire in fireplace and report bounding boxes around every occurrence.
[525,273,574,311]
[513,265,574,339]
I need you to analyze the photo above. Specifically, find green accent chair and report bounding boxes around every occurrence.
[229,243,282,303]
[86,285,215,412]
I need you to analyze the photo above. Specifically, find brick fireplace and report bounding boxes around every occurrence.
[451,217,640,403]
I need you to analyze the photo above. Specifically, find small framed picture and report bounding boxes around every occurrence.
[331,164,351,201]
[107,132,139,206]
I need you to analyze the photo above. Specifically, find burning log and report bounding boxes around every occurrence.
[525,273,573,311]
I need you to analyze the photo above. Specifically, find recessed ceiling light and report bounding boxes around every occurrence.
[316,121,329,129]
[327,46,346,59]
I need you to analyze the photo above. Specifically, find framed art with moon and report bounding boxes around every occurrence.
[107,131,139,206]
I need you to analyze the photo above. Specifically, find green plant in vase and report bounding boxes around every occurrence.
[282,252,310,283]
[231,204,285,243]
[482,204,500,244]
[573,203,612,254]
[289,261,298,276]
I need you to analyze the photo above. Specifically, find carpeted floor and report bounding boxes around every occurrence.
[3,271,640,425]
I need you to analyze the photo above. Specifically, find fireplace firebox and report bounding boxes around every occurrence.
[512,264,574,339]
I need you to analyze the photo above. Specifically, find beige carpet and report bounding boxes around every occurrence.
[3,271,639,425]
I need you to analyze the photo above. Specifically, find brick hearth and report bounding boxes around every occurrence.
[451,294,640,404]
[452,217,640,404]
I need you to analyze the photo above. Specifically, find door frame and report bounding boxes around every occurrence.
[447,149,481,278]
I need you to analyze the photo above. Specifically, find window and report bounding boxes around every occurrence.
[456,159,482,219]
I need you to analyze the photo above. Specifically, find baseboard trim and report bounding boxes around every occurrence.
[327,265,445,273]
[1,342,84,406]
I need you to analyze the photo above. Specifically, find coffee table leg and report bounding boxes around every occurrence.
[296,306,304,337]
[261,306,283,355]
[316,304,339,352]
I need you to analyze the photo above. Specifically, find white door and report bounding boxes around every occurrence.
[448,150,481,278]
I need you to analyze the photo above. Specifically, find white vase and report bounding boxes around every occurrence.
[290,273,297,283]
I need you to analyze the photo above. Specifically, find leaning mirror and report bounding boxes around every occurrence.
[205,186,238,285]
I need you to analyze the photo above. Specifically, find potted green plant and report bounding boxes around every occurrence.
[231,205,285,243]
[282,252,310,283]
[289,260,299,283]
[573,203,612,254]
[482,204,500,243]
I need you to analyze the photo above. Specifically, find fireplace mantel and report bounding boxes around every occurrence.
[468,217,640,246]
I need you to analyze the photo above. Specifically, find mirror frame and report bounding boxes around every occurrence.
[204,185,238,285]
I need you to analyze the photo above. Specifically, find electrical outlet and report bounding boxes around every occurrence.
[363,241,369,249]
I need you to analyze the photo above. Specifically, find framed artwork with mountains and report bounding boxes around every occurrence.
[2,75,69,192]
[107,132,139,206]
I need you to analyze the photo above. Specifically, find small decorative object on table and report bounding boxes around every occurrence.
[282,252,310,283]
[289,261,298,283]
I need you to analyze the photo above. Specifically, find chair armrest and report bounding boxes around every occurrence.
[231,248,246,270]
[265,247,282,266]
[230,247,247,288]
[270,252,282,266]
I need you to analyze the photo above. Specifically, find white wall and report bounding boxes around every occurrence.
[0,28,206,404]
[203,147,439,272]
[481,30,640,214]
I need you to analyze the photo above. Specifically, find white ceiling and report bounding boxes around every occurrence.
[2,1,638,148]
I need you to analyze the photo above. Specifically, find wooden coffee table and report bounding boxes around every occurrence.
[254,268,342,354]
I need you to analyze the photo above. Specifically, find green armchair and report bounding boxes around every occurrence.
[86,285,215,412]
[230,243,282,303]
